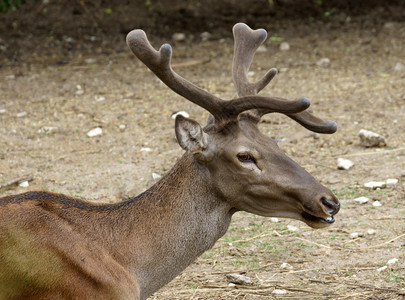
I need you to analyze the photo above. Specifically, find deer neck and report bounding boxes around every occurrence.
[113,153,234,298]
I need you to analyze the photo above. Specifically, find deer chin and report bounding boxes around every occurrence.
[301,211,335,229]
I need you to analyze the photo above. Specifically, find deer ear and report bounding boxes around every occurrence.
[175,115,212,160]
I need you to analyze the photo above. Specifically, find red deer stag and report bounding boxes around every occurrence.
[0,23,339,299]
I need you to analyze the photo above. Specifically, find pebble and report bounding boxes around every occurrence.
[38,126,59,134]
[377,266,387,272]
[140,147,152,152]
[358,129,387,147]
[337,158,354,170]
[280,262,293,270]
[287,225,298,232]
[350,232,360,239]
[372,200,382,207]
[387,258,398,265]
[87,127,103,137]
[200,32,211,41]
[385,178,398,188]
[394,62,404,72]
[16,112,27,118]
[172,33,186,42]
[367,229,376,235]
[85,58,97,64]
[272,289,287,295]
[354,196,369,204]
[225,273,252,285]
[270,217,279,223]
[316,57,330,67]
[19,181,29,188]
[0,108,6,114]
[171,111,189,119]
[256,45,267,53]
[279,42,290,51]
[364,181,386,189]
[75,85,84,95]
[152,173,162,180]
[119,124,127,132]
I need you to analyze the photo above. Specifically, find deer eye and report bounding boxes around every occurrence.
[237,153,256,164]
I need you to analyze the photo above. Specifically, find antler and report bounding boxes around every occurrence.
[126,29,311,125]
[232,23,337,133]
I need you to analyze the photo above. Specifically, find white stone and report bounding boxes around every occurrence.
[0,109,6,114]
[279,42,290,51]
[377,266,387,272]
[385,178,398,188]
[280,262,293,270]
[270,217,279,223]
[248,71,255,77]
[39,126,59,134]
[140,147,152,152]
[257,45,267,53]
[272,289,287,295]
[96,96,105,102]
[226,273,252,285]
[394,62,404,72]
[337,158,354,170]
[372,201,382,207]
[152,173,162,180]
[316,57,330,67]
[85,58,97,64]
[367,229,376,235]
[287,225,298,232]
[354,196,369,204]
[350,232,359,239]
[171,111,189,119]
[19,181,29,188]
[119,124,127,131]
[364,181,386,189]
[16,112,27,118]
[172,33,186,42]
[200,31,211,41]
[387,258,398,265]
[358,129,387,147]
[87,127,103,137]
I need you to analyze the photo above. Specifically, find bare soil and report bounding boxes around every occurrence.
[0,2,404,299]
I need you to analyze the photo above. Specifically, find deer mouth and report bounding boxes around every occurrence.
[301,211,335,225]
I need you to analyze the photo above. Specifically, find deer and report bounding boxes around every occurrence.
[0,23,340,299]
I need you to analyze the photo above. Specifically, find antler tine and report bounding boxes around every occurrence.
[126,29,227,121]
[232,23,277,97]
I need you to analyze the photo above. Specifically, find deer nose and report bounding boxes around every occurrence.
[321,197,340,216]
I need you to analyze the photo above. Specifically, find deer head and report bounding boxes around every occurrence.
[126,23,340,228]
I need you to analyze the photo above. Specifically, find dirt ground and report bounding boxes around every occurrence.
[0,1,404,299]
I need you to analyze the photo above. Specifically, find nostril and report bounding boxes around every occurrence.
[321,197,340,215]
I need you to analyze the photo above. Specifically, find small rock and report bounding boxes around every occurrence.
[394,62,404,72]
[270,217,279,223]
[367,229,376,235]
[16,112,27,118]
[364,181,386,189]
[87,127,103,137]
[5,74,15,80]
[140,147,152,152]
[272,289,287,295]
[358,129,387,147]
[377,266,387,272]
[385,178,398,188]
[152,173,162,180]
[279,42,290,51]
[287,225,298,232]
[172,33,186,42]
[280,262,293,270]
[337,158,354,170]
[19,181,29,188]
[96,96,105,102]
[387,258,398,265]
[225,273,252,285]
[39,126,59,134]
[354,196,369,204]
[316,57,330,67]
[228,283,236,287]
[257,45,267,53]
[171,111,190,119]
[119,124,127,132]
[279,67,289,73]
[0,109,6,114]
[85,58,97,64]
[75,85,84,95]
[372,200,382,207]
[248,71,255,77]
[200,32,211,41]
[350,232,360,239]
